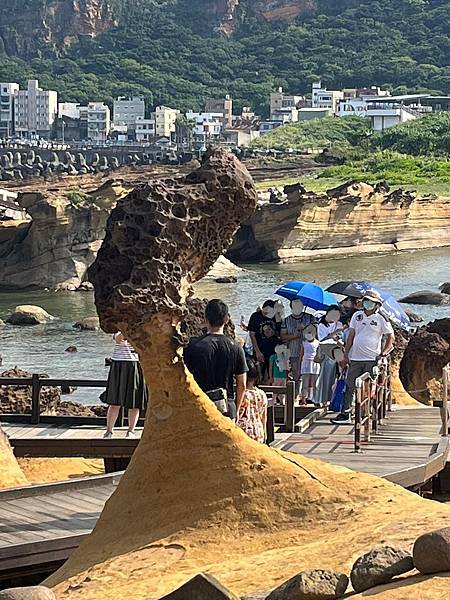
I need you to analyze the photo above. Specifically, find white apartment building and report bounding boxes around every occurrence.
[153,106,180,138]
[58,102,81,119]
[135,116,155,142]
[312,81,343,113]
[14,80,58,139]
[113,97,145,127]
[0,82,19,138]
[185,112,222,140]
[270,87,304,122]
[81,102,111,142]
[337,98,418,130]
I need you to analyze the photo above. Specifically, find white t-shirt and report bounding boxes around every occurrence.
[317,321,342,342]
[349,311,394,361]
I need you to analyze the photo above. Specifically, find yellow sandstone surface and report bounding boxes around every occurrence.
[18,458,104,484]
[46,318,450,600]
[0,427,28,489]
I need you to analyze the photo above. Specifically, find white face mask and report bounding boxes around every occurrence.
[363,300,377,311]
[262,306,275,319]
[325,310,340,323]
[304,333,315,342]
[291,299,304,316]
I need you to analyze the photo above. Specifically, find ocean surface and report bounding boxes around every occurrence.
[0,247,449,405]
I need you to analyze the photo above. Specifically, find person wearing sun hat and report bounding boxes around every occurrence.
[331,289,395,425]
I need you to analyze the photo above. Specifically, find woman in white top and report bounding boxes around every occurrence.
[314,305,343,407]
[299,324,320,404]
[103,332,148,438]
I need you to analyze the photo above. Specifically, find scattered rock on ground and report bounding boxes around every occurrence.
[6,305,54,325]
[439,282,450,295]
[0,367,60,414]
[404,308,423,323]
[266,569,349,600]
[398,291,450,305]
[0,586,55,600]
[159,572,239,599]
[73,316,100,331]
[413,527,450,574]
[350,546,414,592]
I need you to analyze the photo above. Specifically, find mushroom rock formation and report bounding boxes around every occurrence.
[400,318,450,404]
[0,426,28,489]
[48,150,450,600]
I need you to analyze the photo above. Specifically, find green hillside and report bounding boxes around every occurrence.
[0,0,449,113]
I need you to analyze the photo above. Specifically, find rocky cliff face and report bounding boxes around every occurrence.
[0,0,117,58]
[229,182,450,262]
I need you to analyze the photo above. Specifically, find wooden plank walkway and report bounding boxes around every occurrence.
[273,406,449,488]
[0,473,121,579]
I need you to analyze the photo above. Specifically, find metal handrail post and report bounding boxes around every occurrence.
[443,365,449,436]
[354,376,363,452]
[31,373,40,425]
[285,380,296,433]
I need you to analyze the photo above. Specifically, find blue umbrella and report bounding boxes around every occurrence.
[327,280,410,330]
[276,281,338,311]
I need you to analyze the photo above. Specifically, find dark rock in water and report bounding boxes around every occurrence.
[0,367,60,414]
[400,318,450,404]
[266,569,349,599]
[398,290,450,305]
[65,346,78,353]
[439,282,450,295]
[413,527,450,574]
[61,386,77,395]
[215,276,238,283]
[0,586,55,600]
[159,573,239,599]
[350,546,414,592]
[73,316,100,331]
[78,281,94,292]
[404,308,422,323]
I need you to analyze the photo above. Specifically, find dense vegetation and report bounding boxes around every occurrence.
[0,0,449,113]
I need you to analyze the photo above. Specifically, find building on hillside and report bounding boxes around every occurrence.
[135,116,156,142]
[80,102,110,143]
[259,121,283,136]
[221,121,260,147]
[185,111,223,145]
[338,96,420,130]
[298,107,333,121]
[270,87,305,123]
[113,97,145,127]
[152,106,180,139]
[343,86,391,101]
[0,82,19,138]
[311,81,343,113]
[14,80,58,140]
[205,95,233,128]
[58,102,81,119]
[241,106,256,120]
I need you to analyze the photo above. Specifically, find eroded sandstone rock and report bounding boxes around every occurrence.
[0,586,55,600]
[0,426,27,489]
[0,368,60,414]
[413,527,450,574]
[266,569,349,599]
[6,304,54,325]
[350,546,414,592]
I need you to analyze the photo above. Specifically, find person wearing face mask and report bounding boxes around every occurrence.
[331,290,394,425]
[248,300,279,366]
[299,323,320,404]
[340,297,359,327]
[280,299,314,400]
[313,305,343,408]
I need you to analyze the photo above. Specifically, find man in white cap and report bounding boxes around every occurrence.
[331,290,394,424]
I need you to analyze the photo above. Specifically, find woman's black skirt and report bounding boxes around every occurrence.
[104,360,148,410]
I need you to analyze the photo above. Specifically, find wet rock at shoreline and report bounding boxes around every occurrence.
[6,305,55,325]
[439,282,450,295]
[215,276,238,283]
[0,367,60,414]
[350,546,414,592]
[413,527,450,574]
[404,308,423,323]
[160,573,239,599]
[65,346,78,353]
[266,569,349,599]
[73,316,100,331]
[399,290,450,305]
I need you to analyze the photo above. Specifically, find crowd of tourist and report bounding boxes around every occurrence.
[101,290,395,443]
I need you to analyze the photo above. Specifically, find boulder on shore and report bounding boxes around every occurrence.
[350,546,414,592]
[266,569,349,599]
[439,282,450,295]
[413,527,450,574]
[73,316,100,331]
[6,305,55,325]
[398,290,450,305]
[160,573,238,599]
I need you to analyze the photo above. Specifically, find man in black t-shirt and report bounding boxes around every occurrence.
[184,299,247,419]
[248,299,279,365]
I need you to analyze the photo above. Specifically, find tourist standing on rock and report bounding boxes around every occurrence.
[237,359,268,443]
[281,299,314,400]
[314,305,343,407]
[103,332,148,438]
[184,299,247,420]
[331,291,394,424]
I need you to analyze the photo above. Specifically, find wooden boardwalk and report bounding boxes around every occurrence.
[273,406,449,488]
[0,473,120,580]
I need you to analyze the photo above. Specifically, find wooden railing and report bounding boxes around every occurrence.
[442,364,449,436]
[0,375,296,436]
[354,358,392,452]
